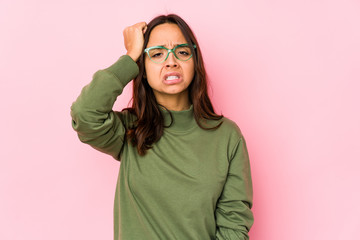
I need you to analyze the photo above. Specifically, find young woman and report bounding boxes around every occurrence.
[71,14,254,240]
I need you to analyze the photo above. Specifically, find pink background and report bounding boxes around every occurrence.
[1,0,359,239]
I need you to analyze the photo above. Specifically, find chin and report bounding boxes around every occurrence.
[166,86,189,94]
[154,87,189,97]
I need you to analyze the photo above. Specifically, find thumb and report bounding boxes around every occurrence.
[142,25,148,34]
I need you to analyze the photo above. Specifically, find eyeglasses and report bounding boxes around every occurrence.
[144,43,197,64]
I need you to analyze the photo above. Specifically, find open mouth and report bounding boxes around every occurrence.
[163,72,182,84]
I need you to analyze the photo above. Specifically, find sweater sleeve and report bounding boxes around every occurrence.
[215,135,254,240]
[70,55,139,161]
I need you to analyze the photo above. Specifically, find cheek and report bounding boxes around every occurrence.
[185,63,195,82]
[145,60,155,78]
[144,62,161,87]
[144,59,150,76]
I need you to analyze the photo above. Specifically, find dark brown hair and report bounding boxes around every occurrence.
[124,14,223,155]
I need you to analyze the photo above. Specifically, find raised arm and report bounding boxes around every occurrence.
[70,55,139,160]
[70,22,147,160]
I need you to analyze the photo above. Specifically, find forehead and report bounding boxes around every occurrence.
[147,23,187,47]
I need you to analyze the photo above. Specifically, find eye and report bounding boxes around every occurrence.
[149,48,166,58]
[178,51,190,56]
[176,46,191,56]
[151,53,163,58]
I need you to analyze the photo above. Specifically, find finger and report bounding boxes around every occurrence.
[134,21,146,28]
[134,22,146,31]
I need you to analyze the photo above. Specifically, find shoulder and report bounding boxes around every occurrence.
[220,117,242,133]
[218,117,250,160]
[208,116,244,140]
[203,116,248,160]
[203,115,245,149]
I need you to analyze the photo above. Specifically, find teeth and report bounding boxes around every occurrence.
[166,75,180,80]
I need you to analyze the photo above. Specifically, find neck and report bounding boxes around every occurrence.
[154,90,191,111]
[159,104,196,132]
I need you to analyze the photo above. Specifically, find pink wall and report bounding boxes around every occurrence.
[1,0,359,239]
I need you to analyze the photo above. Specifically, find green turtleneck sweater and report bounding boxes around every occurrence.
[70,55,254,240]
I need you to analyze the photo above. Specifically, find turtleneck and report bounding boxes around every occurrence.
[159,104,197,132]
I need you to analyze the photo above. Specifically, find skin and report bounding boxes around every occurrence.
[124,22,195,111]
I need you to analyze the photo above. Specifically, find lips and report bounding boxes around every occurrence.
[163,72,182,85]
[163,72,182,81]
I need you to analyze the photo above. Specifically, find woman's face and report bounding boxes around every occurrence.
[144,23,195,102]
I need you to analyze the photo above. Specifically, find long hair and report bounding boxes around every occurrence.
[124,14,223,155]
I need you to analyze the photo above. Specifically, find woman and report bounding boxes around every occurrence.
[71,14,254,240]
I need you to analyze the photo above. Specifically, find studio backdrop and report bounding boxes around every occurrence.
[1,0,359,239]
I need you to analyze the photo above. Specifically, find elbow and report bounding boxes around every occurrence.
[70,101,90,132]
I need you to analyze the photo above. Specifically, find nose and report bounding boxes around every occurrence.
[165,51,178,67]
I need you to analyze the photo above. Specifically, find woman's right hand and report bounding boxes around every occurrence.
[123,22,148,62]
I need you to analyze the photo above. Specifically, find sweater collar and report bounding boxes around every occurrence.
[159,104,196,132]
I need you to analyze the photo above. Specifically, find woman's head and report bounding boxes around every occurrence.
[126,14,222,155]
[134,14,206,107]
[144,23,195,104]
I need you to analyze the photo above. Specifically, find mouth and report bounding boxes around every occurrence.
[163,72,182,85]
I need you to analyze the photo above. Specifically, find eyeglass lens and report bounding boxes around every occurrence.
[148,46,192,63]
